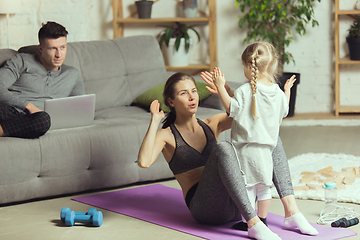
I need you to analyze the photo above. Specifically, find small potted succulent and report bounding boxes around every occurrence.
[346,17,360,60]
[158,22,200,67]
[135,0,154,19]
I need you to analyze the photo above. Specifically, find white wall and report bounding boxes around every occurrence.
[0,0,114,47]
[0,0,359,114]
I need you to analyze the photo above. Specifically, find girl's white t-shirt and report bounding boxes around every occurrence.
[229,82,288,187]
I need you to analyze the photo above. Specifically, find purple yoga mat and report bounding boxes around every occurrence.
[73,184,356,240]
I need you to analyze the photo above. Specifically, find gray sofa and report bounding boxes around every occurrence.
[0,35,228,205]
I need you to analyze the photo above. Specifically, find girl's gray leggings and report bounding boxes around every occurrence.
[187,138,293,225]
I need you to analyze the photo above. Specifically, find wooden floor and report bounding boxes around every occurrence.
[285,112,360,120]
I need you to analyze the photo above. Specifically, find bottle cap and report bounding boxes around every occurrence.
[325,182,337,189]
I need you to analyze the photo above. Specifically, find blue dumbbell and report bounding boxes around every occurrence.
[60,207,97,223]
[65,209,103,227]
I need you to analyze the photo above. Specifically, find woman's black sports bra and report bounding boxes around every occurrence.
[168,119,217,175]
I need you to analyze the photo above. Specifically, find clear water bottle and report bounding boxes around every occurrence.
[325,182,337,205]
[323,182,338,218]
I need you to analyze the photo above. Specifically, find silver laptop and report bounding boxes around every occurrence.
[44,94,96,130]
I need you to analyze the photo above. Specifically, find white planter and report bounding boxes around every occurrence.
[166,38,192,67]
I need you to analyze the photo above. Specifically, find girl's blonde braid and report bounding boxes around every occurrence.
[250,55,259,118]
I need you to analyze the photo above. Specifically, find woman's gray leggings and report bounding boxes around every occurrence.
[188,138,294,225]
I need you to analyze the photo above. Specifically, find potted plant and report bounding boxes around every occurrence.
[158,22,200,67]
[347,17,360,60]
[135,0,154,19]
[235,0,321,117]
[183,0,197,18]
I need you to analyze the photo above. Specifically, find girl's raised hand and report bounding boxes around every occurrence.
[284,75,296,93]
[201,69,231,96]
[150,100,165,121]
[213,67,226,88]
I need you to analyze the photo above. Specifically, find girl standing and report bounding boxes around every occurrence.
[202,42,317,236]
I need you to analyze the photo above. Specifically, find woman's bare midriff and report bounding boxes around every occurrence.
[174,166,204,199]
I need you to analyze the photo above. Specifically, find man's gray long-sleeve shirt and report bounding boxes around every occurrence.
[0,53,85,112]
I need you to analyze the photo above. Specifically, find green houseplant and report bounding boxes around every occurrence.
[235,0,321,117]
[159,22,200,53]
[346,17,360,60]
[158,22,201,67]
[235,0,321,71]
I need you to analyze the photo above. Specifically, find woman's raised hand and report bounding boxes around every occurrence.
[201,71,218,94]
[201,68,231,96]
[150,100,165,121]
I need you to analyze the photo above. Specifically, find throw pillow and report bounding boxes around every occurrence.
[133,80,212,112]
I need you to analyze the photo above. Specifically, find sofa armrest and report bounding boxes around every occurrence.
[0,49,18,67]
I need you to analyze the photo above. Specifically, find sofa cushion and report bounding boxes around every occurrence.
[95,106,150,120]
[0,137,42,203]
[65,36,168,111]
[111,36,168,105]
[64,40,130,111]
[133,82,171,112]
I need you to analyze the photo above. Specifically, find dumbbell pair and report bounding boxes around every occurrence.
[331,217,359,228]
[60,207,103,227]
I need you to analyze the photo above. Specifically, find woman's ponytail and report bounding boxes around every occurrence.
[162,109,176,129]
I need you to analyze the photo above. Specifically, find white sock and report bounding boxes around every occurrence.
[248,221,281,240]
[284,212,318,235]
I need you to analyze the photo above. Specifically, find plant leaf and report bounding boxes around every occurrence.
[175,36,181,51]
[164,27,173,47]
[159,34,165,49]
[189,27,201,42]
[184,32,190,53]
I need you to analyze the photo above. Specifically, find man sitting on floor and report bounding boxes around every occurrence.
[0,21,85,139]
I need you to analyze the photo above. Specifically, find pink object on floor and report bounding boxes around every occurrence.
[72,184,356,240]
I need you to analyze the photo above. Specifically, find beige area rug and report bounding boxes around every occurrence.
[271,153,360,204]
